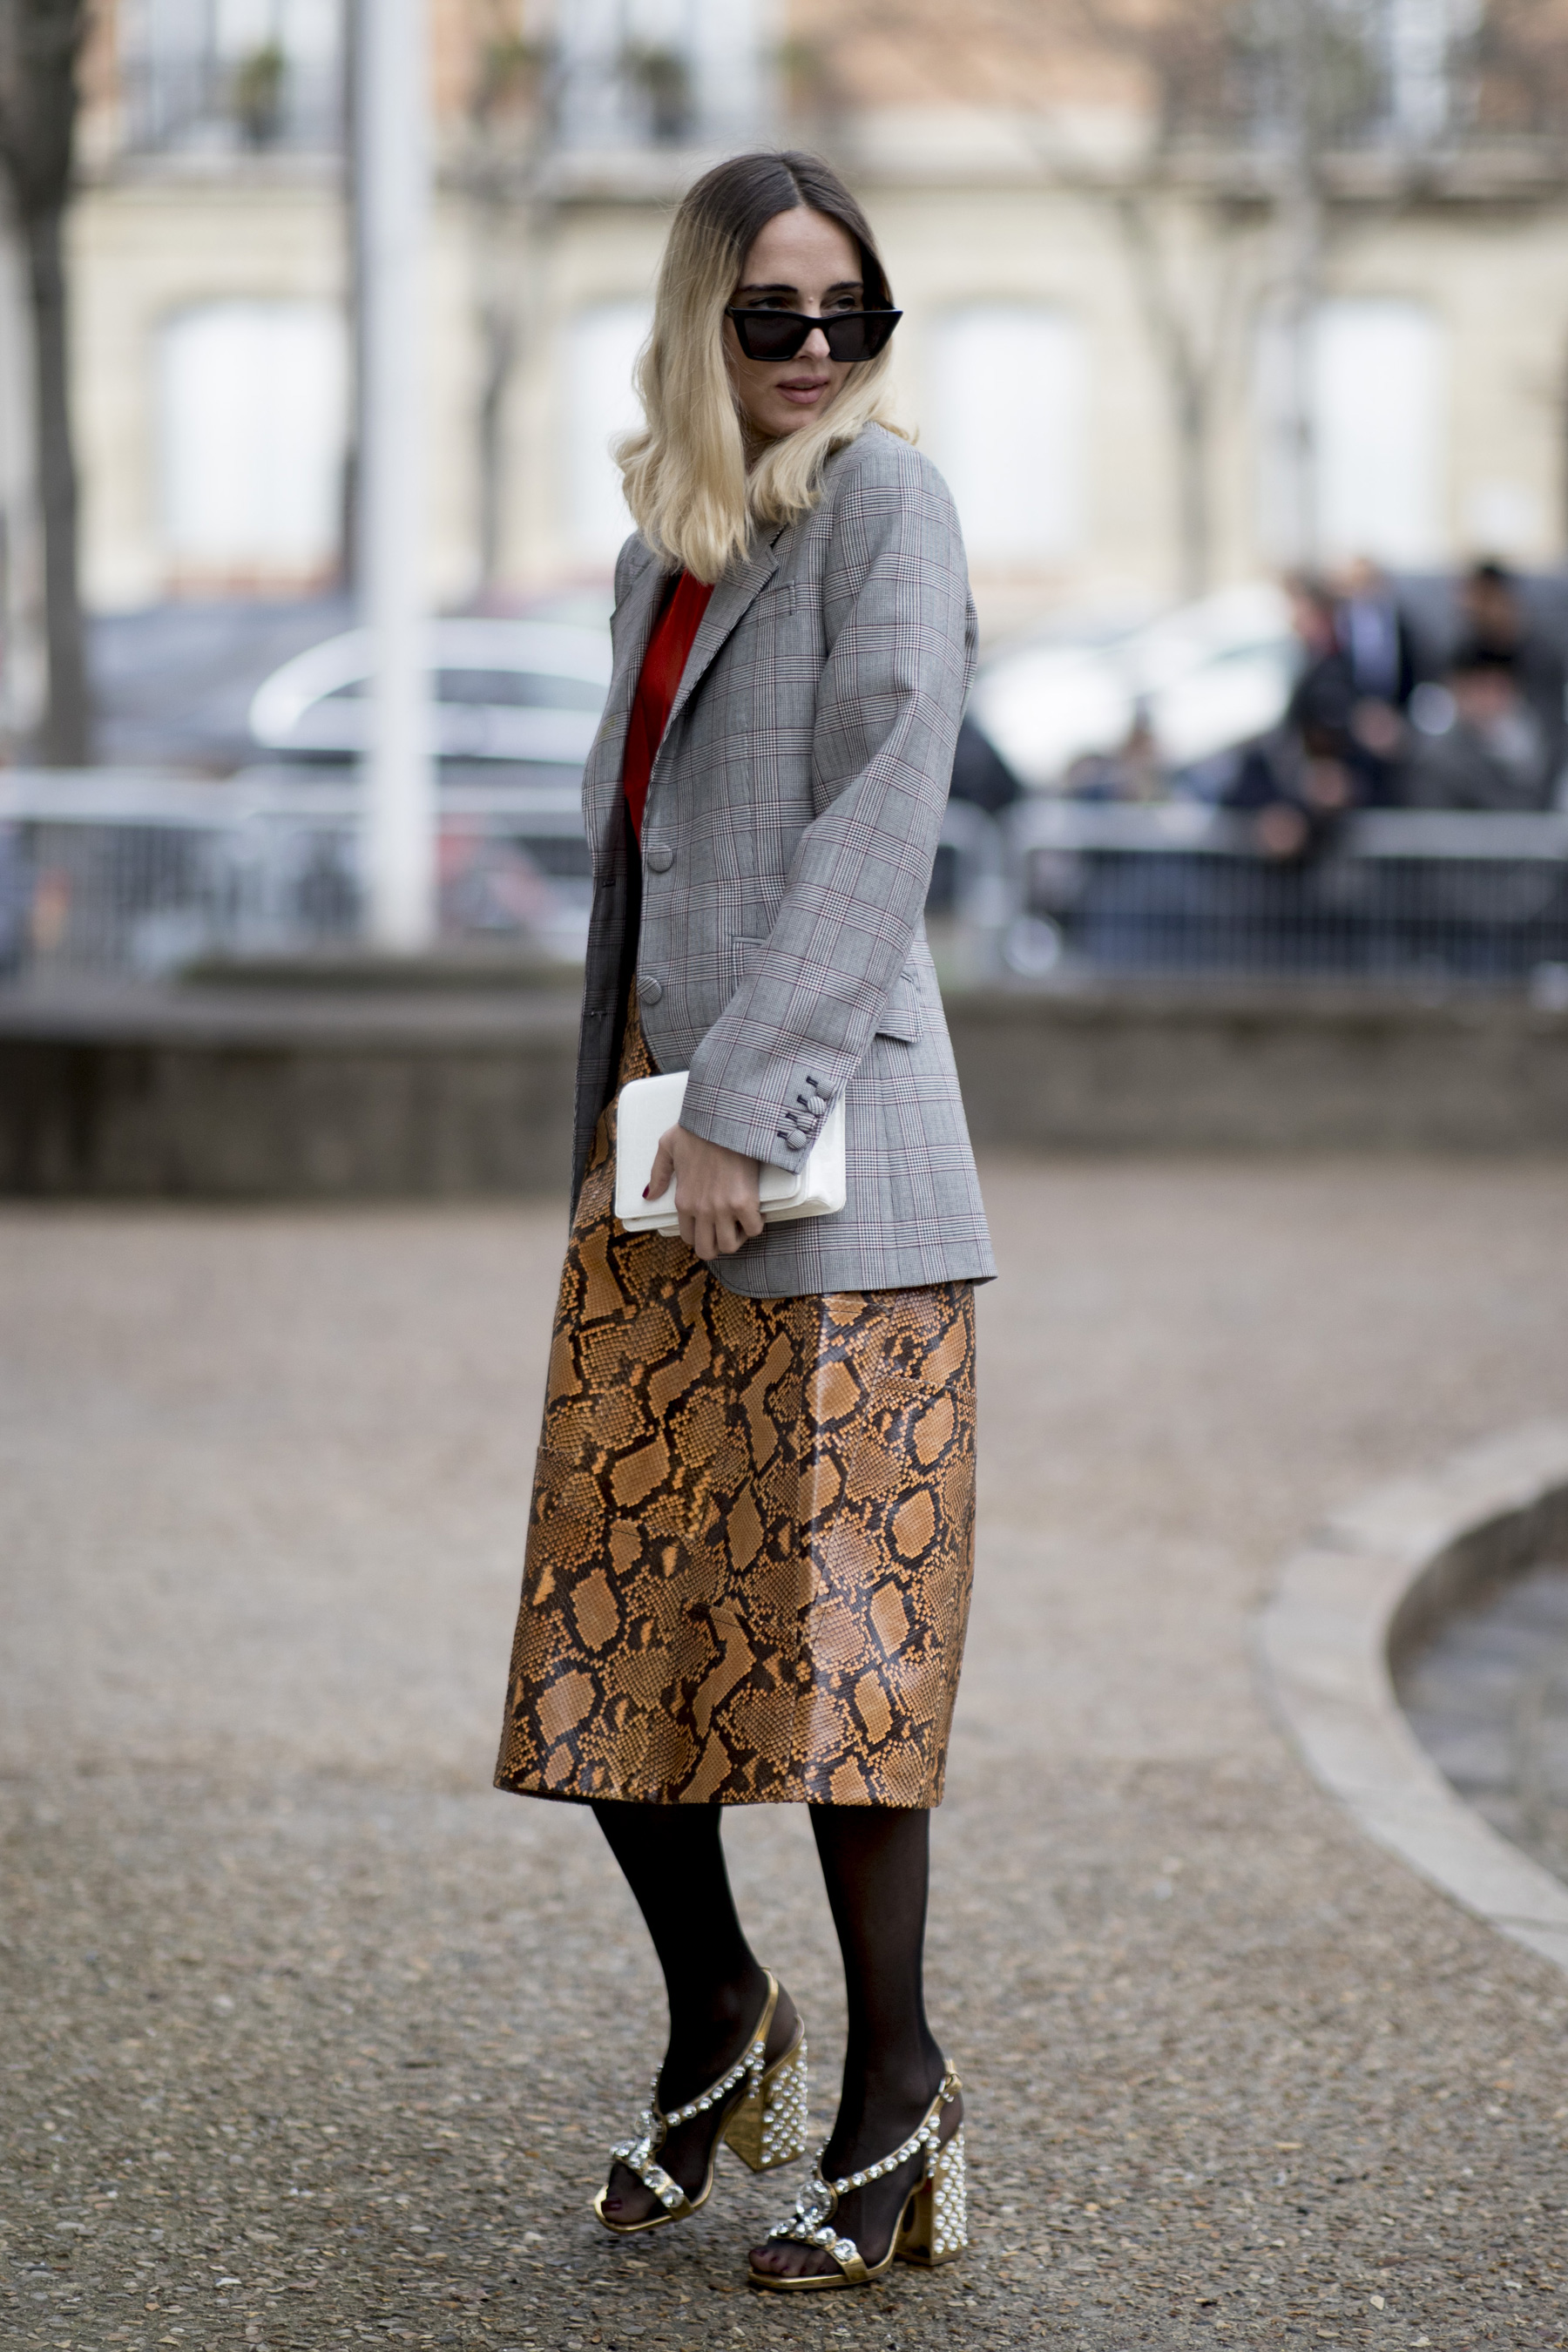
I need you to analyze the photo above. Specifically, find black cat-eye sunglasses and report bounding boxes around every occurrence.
[724,307,903,364]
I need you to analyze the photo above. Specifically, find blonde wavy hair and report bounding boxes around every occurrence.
[616,151,907,585]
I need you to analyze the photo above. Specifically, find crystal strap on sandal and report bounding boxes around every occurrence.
[592,1971,809,2235]
[749,2065,967,2290]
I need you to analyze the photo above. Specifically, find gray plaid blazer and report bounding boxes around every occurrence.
[572,423,996,1300]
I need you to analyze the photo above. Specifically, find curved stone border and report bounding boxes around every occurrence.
[1256,1421,1568,1977]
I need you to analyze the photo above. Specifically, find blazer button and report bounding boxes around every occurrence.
[645,842,673,873]
[639,976,664,1007]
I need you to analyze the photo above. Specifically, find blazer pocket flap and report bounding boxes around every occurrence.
[754,580,801,617]
[874,971,923,1043]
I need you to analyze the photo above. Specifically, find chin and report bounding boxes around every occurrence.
[769,404,826,435]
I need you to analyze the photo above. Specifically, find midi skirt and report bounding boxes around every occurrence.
[493,1008,977,1808]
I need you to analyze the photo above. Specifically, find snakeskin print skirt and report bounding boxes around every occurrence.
[493,1009,977,1808]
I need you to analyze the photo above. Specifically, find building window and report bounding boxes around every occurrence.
[158,300,348,589]
[119,0,344,156]
[924,304,1089,569]
[1259,297,1446,567]
[557,0,768,152]
[564,300,653,567]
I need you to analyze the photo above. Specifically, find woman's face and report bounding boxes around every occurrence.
[724,206,865,442]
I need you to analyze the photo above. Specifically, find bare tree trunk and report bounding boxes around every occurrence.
[24,198,86,761]
[341,0,361,596]
[0,0,91,765]
[1173,372,1210,604]
[476,294,516,596]
[1274,151,1322,569]
[467,153,545,605]
[1115,193,1222,603]
[1273,0,1323,568]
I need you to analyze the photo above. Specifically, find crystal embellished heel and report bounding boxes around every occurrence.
[748,2065,966,2290]
[592,1972,807,2235]
[723,2024,811,2173]
[890,2120,967,2266]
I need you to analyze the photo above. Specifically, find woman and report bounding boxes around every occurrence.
[494,149,994,2293]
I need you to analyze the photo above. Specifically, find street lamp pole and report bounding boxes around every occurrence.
[355,0,435,950]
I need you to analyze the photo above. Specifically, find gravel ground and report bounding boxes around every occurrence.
[4,1159,1568,2352]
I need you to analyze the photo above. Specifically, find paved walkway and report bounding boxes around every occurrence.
[1401,1563,1568,1886]
[4,1159,1568,2352]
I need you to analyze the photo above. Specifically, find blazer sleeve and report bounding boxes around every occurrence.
[678,438,977,1173]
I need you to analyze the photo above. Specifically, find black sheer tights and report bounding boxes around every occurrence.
[592,1801,768,2103]
[591,1801,950,2268]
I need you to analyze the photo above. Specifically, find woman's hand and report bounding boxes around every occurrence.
[647,1125,764,1260]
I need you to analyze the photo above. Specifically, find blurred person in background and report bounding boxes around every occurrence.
[1407,644,1558,811]
[492,152,990,2295]
[0,822,27,977]
[926,713,1022,919]
[1335,555,1422,801]
[1337,556,1420,715]
[948,710,1023,815]
[1226,576,1367,858]
[1459,559,1568,787]
[1066,704,1166,801]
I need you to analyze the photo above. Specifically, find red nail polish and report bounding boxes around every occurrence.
[642,1184,651,1197]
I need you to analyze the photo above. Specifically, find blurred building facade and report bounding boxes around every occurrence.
[3,0,1568,714]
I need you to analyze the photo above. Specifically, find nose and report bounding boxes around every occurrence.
[797,321,830,362]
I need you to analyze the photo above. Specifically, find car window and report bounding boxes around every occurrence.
[434,669,603,712]
[1200,640,1294,671]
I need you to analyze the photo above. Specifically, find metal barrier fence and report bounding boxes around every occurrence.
[1004,801,1568,995]
[3,772,1567,997]
[0,770,594,977]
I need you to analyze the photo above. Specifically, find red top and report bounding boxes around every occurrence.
[621,571,715,841]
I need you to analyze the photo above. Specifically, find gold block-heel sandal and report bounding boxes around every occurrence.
[748,2065,966,2290]
[592,1970,808,2235]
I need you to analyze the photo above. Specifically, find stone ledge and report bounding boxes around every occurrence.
[947,983,1568,1152]
[1255,1422,1568,1977]
[0,980,581,1198]
[5,973,1568,1195]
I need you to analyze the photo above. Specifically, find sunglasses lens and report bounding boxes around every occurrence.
[824,311,900,362]
[738,313,808,362]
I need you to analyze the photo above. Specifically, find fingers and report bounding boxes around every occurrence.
[691,1212,740,1260]
[663,1130,763,1258]
[646,1130,677,1200]
[677,1206,754,1260]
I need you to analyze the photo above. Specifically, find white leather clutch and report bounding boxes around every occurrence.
[614,1070,846,1237]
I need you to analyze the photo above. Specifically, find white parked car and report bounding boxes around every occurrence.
[248,618,612,767]
[970,583,1298,790]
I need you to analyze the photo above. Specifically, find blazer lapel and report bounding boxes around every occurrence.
[585,545,666,864]
[659,531,782,743]
[587,526,786,858]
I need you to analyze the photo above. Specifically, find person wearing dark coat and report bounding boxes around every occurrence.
[1407,645,1556,812]
[1338,557,1421,712]
[1459,560,1567,791]
[1226,577,1363,858]
[947,712,1022,814]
